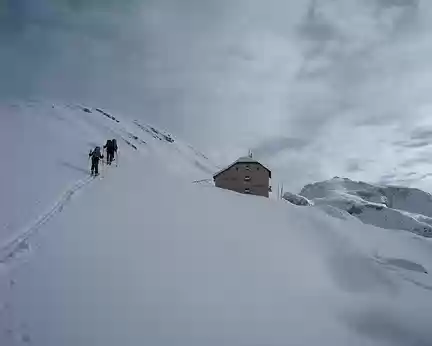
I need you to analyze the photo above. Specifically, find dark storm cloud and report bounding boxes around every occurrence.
[410,128,432,141]
[376,0,419,8]
[0,0,246,128]
[346,160,363,173]
[400,155,432,168]
[297,0,338,43]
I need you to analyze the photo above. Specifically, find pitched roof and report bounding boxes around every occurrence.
[213,157,271,178]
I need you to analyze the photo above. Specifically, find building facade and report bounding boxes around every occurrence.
[213,157,271,197]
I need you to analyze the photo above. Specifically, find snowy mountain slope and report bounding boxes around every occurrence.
[2,100,432,345]
[301,177,432,217]
[2,153,432,345]
[297,177,432,237]
[1,101,216,247]
[282,192,312,206]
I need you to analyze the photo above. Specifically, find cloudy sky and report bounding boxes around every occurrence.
[2,0,432,191]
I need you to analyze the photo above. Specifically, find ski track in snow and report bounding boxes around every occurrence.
[0,103,211,270]
[0,175,96,267]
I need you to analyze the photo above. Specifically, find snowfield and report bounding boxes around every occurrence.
[0,101,215,246]
[2,102,432,345]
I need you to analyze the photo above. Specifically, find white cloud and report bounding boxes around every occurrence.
[2,0,432,190]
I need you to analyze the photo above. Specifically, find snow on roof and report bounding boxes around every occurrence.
[235,156,261,164]
[213,156,271,178]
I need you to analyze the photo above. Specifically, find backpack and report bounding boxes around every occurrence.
[91,146,101,158]
[112,139,118,151]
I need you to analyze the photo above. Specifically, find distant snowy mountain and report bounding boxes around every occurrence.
[293,177,432,237]
[282,192,312,206]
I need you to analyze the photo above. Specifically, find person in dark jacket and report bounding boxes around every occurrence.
[112,139,118,156]
[89,146,104,176]
[111,139,118,165]
[104,139,115,165]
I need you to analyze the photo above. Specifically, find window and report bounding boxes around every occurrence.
[236,167,239,171]
[244,176,251,181]
[245,165,250,171]
[244,188,251,194]
[257,167,260,171]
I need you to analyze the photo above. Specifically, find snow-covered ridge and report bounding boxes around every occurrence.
[286,177,432,237]
[0,101,215,247]
[282,192,312,206]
